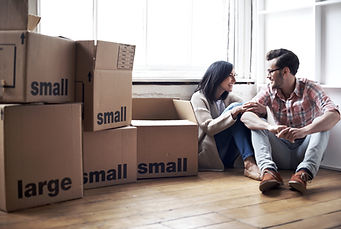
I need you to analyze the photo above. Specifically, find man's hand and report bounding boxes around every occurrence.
[277,127,308,143]
[243,102,267,117]
[267,125,287,135]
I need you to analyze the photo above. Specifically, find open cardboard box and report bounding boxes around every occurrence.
[75,41,135,131]
[132,98,198,179]
[0,0,75,103]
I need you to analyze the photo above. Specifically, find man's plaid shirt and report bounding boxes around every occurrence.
[253,78,339,128]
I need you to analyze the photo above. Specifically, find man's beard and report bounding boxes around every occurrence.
[271,71,284,89]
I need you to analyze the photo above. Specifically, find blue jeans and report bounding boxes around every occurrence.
[251,129,330,178]
[214,103,254,168]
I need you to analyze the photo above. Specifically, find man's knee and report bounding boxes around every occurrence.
[310,130,330,142]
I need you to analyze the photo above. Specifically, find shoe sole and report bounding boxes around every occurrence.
[289,181,306,193]
[259,180,282,192]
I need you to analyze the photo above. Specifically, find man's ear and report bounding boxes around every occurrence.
[282,66,290,75]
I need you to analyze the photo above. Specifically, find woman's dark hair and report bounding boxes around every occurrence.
[266,49,300,75]
[195,61,233,104]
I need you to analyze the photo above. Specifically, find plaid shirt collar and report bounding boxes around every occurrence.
[271,78,303,101]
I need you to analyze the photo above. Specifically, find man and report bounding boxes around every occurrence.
[241,48,340,193]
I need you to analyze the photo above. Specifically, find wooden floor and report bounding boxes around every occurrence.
[1,168,341,229]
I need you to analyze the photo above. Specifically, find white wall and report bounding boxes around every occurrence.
[132,83,257,101]
[320,87,341,171]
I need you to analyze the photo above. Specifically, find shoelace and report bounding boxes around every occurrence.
[263,169,281,181]
[300,172,313,183]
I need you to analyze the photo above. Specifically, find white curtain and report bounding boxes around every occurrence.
[227,0,254,80]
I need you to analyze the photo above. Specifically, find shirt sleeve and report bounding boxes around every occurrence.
[308,82,340,114]
[190,92,237,136]
[251,85,271,107]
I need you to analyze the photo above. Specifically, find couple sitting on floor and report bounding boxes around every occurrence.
[190,48,340,194]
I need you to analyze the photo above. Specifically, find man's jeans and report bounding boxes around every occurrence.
[251,129,330,178]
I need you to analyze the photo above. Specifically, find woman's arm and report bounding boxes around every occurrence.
[191,92,237,136]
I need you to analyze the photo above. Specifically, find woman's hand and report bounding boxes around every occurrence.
[231,105,246,119]
[243,102,267,117]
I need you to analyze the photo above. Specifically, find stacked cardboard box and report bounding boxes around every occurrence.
[0,104,83,212]
[0,0,200,212]
[75,40,138,190]
[132,98,198,179]
[0,0,83,212]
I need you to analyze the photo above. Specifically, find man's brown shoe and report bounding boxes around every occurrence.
[259,169,284,192]
[289,170,312,193]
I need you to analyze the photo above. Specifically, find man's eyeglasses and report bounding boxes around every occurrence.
[267,68,281,76]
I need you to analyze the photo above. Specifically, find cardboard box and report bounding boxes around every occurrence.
[0,31,75,103]
[0,103,83,212]
[76,40,135,131]
[0,0,41,31]
[83,126,137,189]
[132,98,198,179]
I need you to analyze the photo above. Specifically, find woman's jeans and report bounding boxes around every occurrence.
[214,103,254,168]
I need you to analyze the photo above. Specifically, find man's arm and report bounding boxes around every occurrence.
[241,111,286,134]
[278,110,340,142]
[240,111,270,130]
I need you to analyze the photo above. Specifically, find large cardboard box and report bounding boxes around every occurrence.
[76,40,135,131]
[132,98,198,179]
[83,126,137,189]
[0,31,75,103]
[0,103,83,212]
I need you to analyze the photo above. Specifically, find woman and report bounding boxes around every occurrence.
[190,61,260,180]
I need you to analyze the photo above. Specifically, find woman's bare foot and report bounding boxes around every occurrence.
[244,156,261,181]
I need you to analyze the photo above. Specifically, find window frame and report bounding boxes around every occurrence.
[37,0,254,83]
[254,0,341,87]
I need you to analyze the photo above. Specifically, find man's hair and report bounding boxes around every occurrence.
[196,61,233,103]
[266,49,300,75]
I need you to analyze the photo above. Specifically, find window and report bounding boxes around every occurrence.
[39,0,253,82]
[254,0,341,86]
[39,0,93,40]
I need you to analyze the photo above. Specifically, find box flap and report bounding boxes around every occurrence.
[95,41,135,71]
[132,98,179,120]
[75,41,96,81]
[0,0,28,30]
[173,99,197,123]
[94,41,117,70]
[27,14,41,31]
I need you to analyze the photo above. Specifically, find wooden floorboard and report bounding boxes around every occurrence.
[0,168,341,229]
